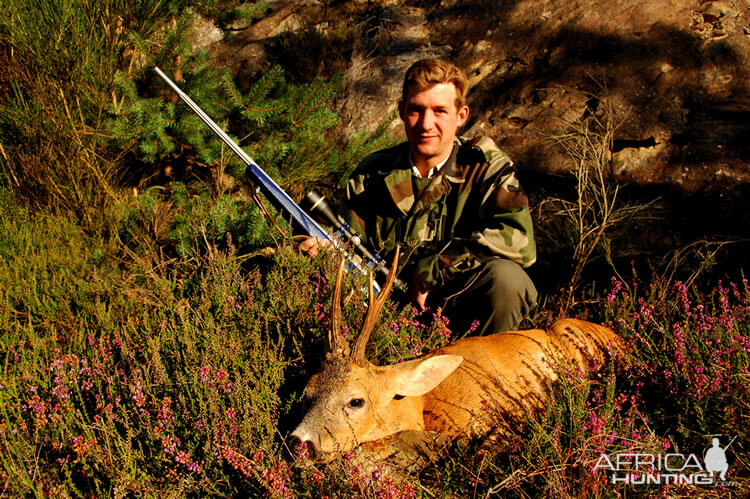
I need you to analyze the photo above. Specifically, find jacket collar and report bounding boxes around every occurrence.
[441,137,469,183]
[380,138,466,215]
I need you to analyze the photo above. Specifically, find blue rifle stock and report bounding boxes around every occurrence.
[153,67,399,292]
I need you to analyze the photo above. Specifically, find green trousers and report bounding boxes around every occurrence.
[435,258,538,335]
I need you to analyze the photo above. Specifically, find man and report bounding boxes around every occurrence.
[304,59,537,334]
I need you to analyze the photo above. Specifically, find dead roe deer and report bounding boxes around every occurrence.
[289,248,626,457]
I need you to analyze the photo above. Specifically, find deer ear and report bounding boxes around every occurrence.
[388,355,464,397]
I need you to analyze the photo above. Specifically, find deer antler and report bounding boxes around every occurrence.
[326,258,350,358]
[352,246,400,362]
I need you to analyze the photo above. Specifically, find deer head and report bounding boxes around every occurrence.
[288,247,463,457]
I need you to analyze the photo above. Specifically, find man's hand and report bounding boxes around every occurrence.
[410,271,429,311]
[297,237,330,258]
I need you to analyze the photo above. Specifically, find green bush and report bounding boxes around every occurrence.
[0,0,197,223]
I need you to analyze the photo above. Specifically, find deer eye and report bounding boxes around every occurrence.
[348,398,365,408]
[301,395,312,411]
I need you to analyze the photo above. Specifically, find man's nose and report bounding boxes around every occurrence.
[418,110,435,130]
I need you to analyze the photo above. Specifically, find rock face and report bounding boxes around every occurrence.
[207,0,750,195]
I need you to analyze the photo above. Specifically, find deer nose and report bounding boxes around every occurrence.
[285,434,318,460]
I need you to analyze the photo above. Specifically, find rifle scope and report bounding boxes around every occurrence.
[302,189,404,290]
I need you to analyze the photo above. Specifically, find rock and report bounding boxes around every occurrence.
[211,1,309,85]
[203,0,749,194]
[189,14,224,53]
[339,4,452,137]
[613,141,671,182]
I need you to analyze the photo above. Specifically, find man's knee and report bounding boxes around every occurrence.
[483,259,538,307]
[448,258,537,333]
[438,258,538,334]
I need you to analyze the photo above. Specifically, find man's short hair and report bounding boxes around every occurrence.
[401,59,469,109]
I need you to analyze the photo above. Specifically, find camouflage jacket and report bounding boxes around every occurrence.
[340,136,536,291]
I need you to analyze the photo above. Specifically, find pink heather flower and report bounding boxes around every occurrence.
[639,303,655,324]
[439,325,451,340]
[132,378,146,407]
[606,277,623,307]
[175,451,203,474]
[161,435,179,454]
[607,431,617,445]
[674,281,691,316]
[296,441,310,461]
[586,412,606,433]
[672,323,686,367]
[213,369,233,393]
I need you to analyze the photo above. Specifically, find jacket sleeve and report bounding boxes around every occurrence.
[339,171,369,239]
[415,138,536,291]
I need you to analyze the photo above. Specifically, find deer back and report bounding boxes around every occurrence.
[421,318,625,436]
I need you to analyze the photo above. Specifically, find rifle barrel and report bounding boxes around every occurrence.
[153,66,382,291]
[153,66,330,242]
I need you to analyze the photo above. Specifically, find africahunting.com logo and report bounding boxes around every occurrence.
[594,437,737,486]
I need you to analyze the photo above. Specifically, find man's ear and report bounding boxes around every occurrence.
[384,354,464,397]
[398,100,405,120]
[457,105,470,126]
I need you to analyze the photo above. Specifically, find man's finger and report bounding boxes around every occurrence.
[298,237,320,258]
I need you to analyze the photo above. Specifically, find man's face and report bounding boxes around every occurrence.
[399,83,470,169]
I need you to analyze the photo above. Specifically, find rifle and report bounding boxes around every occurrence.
[153,67,401,291]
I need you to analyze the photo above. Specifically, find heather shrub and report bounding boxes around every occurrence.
[605,274,749,445]
[2,197,748,495]
[0,206,392,495]
[472,273,750,497]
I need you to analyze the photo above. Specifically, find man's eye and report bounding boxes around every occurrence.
[348,398,365,408]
